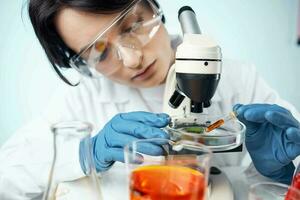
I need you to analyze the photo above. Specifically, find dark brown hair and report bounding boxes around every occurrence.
[28,0,163,85]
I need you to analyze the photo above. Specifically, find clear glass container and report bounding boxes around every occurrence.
[124,138,212,200]
[165,114,246,152]
[43,121,103,200]
[289,163,300,198]
[249,182,300,200]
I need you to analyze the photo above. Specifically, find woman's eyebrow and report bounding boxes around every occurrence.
[78,9,144,54]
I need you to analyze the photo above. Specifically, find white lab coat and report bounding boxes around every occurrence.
[1,59,300,199]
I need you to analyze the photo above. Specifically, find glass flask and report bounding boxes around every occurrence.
[249,182,300,200]
[43,121,103,200]
[124,138,212,200]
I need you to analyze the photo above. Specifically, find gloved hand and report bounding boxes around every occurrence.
[80,111,170,172]
[234,104,300,184]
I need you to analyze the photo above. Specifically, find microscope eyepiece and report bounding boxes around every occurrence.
[178,6,201,34]
[178,6,195,18]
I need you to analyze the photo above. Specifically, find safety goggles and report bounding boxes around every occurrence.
[68,0,163,83]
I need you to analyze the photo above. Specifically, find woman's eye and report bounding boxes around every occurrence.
[95,41,107,52]
[122,27,132,33]
[96,47,109,62]
[122,18,144,33]
[94,41,109,62]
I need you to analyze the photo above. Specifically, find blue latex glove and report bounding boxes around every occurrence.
[80,111,170,172]
[234,104,300,184]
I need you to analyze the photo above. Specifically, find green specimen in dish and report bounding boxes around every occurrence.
[184,126,205,134]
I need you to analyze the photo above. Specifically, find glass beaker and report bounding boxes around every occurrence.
[124,138,212,200]
[43,121,103,200]
[249,182,300,200]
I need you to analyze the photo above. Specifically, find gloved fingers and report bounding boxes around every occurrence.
[95,147,144,166]
[110,119,169,139]
[233,104,261,134]
[236,104,289,114]
[118,112,170,127]
[106,147,126,163]
[234,104,289,123]
[106,146,163,164]
[233,104,243,112]
[285,142,300,161]
[234,103,269,123]
[105,131,168,150]
[105,133,140,148]
[285,127,300,144]
[124,145,165,165]
[93,146,123,171]
[265,111,299,130]
[126,152,145,164]
[136,143,165,156]
[124,142,167,164]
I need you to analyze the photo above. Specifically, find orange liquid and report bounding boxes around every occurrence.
[130,165,205,200]
[205,119,225,132]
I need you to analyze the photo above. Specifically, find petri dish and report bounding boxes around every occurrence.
[165,114,246,152]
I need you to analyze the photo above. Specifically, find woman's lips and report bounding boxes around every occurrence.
[131,61,156,81]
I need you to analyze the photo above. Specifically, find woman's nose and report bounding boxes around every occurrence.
[117,45,143,69]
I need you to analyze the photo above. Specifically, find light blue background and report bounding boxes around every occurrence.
[1,0,300,145]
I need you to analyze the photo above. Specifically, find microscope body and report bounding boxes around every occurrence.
[163,33,222,116]
[163,6,222,116]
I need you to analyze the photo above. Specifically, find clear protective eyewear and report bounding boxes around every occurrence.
[68,0,163,83]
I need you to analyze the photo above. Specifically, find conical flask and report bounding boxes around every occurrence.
[43,121,103,200]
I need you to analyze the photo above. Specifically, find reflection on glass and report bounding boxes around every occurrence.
[249,182,300,200]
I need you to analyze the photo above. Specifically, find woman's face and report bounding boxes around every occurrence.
[55,6,175,88]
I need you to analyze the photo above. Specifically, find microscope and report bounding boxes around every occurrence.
[163,6,236,200]
[163,6,221,116]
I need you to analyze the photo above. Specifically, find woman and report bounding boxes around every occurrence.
[0,0,300,198]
